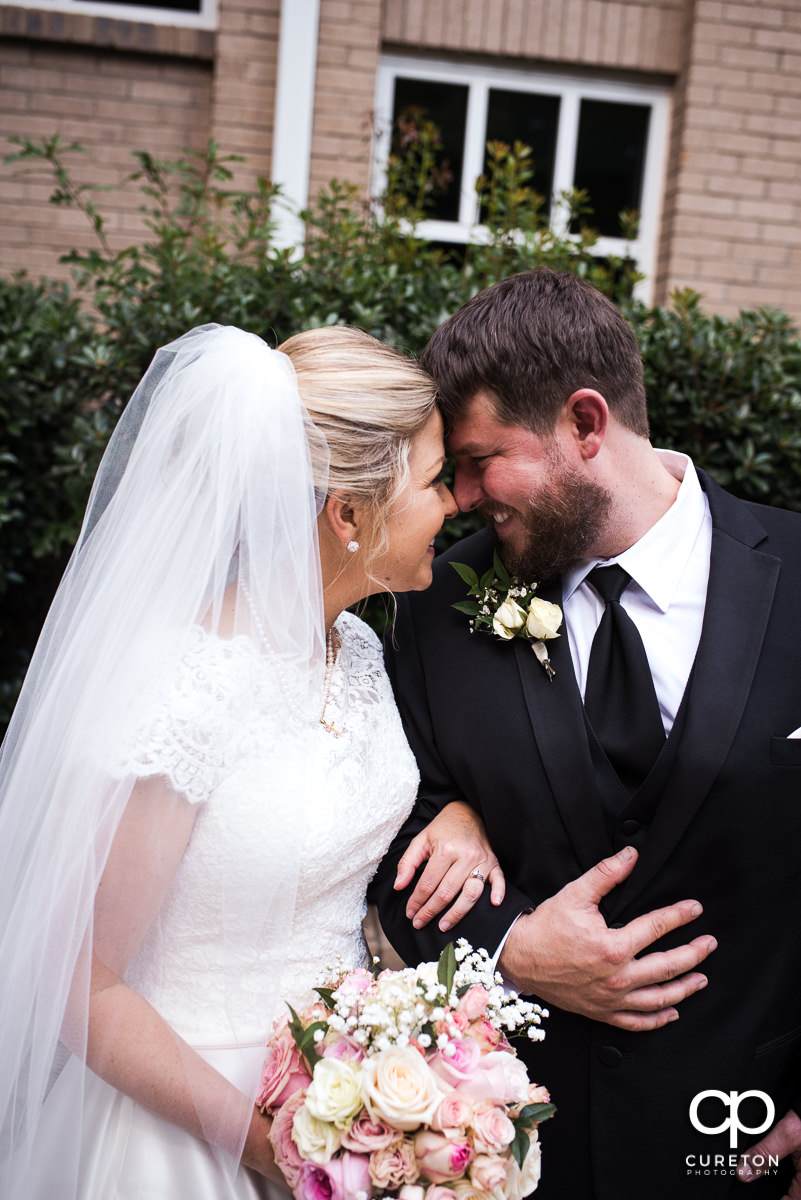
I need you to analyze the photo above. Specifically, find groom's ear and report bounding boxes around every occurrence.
[324,492,360,549]
[563,389,608,460]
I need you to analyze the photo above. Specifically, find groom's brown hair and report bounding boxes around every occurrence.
[421,267,649,438]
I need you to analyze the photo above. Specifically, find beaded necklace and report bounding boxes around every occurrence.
[238,578,344,736]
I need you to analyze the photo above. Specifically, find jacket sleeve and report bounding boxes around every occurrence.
[369,591,533,967]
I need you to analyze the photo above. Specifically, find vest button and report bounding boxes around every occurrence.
[599,1045,623,1067]
[621,818,641,836]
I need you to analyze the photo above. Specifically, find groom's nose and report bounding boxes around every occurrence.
[452,463,485,512]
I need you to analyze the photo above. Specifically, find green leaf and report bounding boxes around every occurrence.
[479,566,496,590]
[511,1123,530,1169]
[451,599,480,616]
[437,942,458,995]
[510,1102,556,1169]
[286,1004,326,1071]
[450,561,479,589]
[493,550,512,587]
[516,1101,557,1127]
[286,1003,306,1050]
[313,986,336,1010]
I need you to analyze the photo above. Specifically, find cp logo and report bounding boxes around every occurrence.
[689,1090,775,1149]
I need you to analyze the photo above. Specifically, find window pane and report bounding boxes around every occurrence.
[391,78,468,222]
[485,88,560,216]
[573,99,650,236]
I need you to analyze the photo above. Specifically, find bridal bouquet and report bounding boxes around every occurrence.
[257,940,555,1200]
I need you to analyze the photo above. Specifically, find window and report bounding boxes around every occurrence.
[4,0,215,28]
[374,56,670,299]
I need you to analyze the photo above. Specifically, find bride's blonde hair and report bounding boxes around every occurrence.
[279,325,438,571]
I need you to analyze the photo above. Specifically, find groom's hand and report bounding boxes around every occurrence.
[498,846,717,1031]
[738,1108,801,1197]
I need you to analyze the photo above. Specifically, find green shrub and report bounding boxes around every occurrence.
[1,132,800,726]
[632,290,801,509]
[0,274,105,723]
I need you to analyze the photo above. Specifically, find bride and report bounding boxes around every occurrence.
[0,324,503,1199]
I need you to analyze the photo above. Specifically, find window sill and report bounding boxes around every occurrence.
[0,4,215,59]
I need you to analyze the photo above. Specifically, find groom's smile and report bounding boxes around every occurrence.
[447,390,612,582]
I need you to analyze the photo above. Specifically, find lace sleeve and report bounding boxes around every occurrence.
[114,627,257,804]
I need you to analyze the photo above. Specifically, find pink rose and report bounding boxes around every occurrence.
[295,1152,373,1200]
[337,967,374,996]
[425,1188,460,1200]
[322,1033,365,1063]
[456,985,489,1022]
[414,1130,474,1183]
[268,1089,307,1188]
[341,1110,398,1153]
[470,1154,509,1192]
[258,1029,313,1111]
[527,1083,551,1106]
[369,1138,418,1189]
[449,1010,470,1035]
[467,1018,502,1054]
[429,1038,481,1089]
[302,1001,331,1024]
[398,1187,426,1200]
[432,1090,474,1134]
[471,1103,515,1154]
[458,1051,528,1105]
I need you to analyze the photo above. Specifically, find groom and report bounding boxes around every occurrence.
[371,269,801,1198]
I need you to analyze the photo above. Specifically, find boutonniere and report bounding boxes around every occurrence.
[451,552,563,681]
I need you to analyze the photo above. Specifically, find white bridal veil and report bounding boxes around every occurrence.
[0,325,329,1196]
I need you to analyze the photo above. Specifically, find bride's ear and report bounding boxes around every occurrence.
[322,492,361,552]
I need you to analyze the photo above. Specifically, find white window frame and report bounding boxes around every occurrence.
[3,0,216,29]
[374,55,671,302]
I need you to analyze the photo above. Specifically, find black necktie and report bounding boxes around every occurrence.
[584,564,665,793]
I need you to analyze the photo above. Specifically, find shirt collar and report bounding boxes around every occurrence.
[563,450,708,612]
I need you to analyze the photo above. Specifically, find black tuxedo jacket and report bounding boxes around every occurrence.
[371,473,801,1199]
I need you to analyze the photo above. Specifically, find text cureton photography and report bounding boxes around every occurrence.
[685,1090,779,1179]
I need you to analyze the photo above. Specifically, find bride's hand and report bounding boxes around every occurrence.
[393,800,505,932]
[241,1106,287,1183]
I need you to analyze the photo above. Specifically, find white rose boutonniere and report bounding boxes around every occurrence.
[492,597,527,640]
[451,553,563,681]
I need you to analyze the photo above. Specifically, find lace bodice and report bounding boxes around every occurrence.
[121,612,419,1045]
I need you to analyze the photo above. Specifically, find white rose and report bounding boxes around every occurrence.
[470,1154,510,1193]
[362,1046,443,1131]
[492,598,527,640]
[452,1182,493,1200]
[502,1131,542,1200]
[304,1058,364,1129]
[291,1100,341,1163]
[415,961,440,986]
[525,598,562,641]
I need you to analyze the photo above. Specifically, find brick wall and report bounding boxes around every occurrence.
[1,0,799,321]
[656,0,801,317]
[0,14,213,283]
[383,0,686,76]
[210,0,280,192]
[307,0,383,200]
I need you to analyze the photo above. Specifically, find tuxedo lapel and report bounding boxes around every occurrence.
[513,580,612,870]
[608,480,780,917]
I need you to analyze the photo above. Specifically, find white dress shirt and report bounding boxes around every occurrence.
[562,450,712,732]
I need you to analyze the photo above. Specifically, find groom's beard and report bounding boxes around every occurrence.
[491,467,612,586]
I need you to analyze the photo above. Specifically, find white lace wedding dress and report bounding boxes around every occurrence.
[27,611,419,1200]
